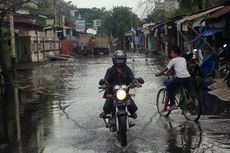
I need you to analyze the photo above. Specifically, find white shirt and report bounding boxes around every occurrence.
[167,57,191,78]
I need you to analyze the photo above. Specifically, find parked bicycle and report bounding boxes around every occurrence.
[221,62,230,89]
[156,74,202,122]
[219,44,230,89]
[219,58,230,89]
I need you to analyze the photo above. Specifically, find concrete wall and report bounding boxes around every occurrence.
[16,30,60,63]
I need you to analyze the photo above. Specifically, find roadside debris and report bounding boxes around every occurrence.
[208,78,230,102]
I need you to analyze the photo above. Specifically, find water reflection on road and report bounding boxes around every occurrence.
[1,55,230,153]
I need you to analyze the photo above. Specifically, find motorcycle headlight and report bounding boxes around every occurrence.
[116,89,127,101]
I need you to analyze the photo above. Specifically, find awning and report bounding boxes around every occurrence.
[176,6,224,31]
[206,5,230,20]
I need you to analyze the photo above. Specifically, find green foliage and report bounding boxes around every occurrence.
[1,27,12,59]
[104,6,139,38]
[35,18,46,26]
[78,7,108,25]
[78,6,139,38]
[144,10,167,22]
[77,7,110,33]
[144,0,204,22]
[38,0,54,9]
[165,8,193,19]
[179,0,200,12]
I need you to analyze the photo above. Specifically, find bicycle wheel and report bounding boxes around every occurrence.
[227,75,230,89]
[181,93,201,122]
[156,88,171,117]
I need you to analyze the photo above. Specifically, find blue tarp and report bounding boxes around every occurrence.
[201,53,217,77]
[201,28,222,37]
[190,28,222,42]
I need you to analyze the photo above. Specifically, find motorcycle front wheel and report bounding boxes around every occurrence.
[118,116,127,146]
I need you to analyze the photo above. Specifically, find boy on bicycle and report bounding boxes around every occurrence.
[156,46,191,112]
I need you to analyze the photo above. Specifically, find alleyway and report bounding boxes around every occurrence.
[2,54,230,153]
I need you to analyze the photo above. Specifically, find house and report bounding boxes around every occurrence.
[205,5,230,45]
[175,5,225,53]
[140,23,159,54]
[14,15,60,63]
[12,0,80,62]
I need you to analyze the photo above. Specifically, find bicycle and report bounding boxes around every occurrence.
[156,75,202,122]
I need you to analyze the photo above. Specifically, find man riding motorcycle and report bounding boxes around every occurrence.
[99,50,141,119]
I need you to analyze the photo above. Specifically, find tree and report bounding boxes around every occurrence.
[76,7,139,38]
[0,0,31,85]
[77,7,110,34]
[37,0,54,9]
[202,0,226,9]
[141,0,226,22]
[78,7,108,24]
[144,9,167,22]
[104,6,139,38]
[0,1,31,142]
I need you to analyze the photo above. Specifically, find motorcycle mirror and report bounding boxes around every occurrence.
[137,77,144,84]
[99,79,106,85]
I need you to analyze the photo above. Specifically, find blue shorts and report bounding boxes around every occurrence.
[164,79,173,88]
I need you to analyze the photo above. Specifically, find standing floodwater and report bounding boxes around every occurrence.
[1,55,230,153]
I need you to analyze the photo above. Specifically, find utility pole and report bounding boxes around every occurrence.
[130,9,133,29]
[10,15,16,69]
[54,0,57,54]
[164,24,168,59]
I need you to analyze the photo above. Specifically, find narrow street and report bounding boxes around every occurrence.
[1,1,230,153]
[2,54,230,153]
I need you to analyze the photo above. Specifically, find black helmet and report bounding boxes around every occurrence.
[112,50,127,67]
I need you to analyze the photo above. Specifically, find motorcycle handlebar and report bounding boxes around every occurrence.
[98,84,140,91]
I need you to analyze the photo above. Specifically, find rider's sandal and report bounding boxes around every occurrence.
[169,105,177,111]
[131,113,137,119]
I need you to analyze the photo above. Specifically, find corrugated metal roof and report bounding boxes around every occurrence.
[149,16,185,32]
[206,5,230,20]
[149,21,166,31]
[140,23,155,31]
[176,6,224,25]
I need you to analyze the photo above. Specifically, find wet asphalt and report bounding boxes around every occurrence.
[6,54,230,153]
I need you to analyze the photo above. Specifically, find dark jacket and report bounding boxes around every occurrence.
[103,65,135,97]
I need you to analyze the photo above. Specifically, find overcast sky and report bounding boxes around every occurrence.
[64,0,149,17]
[68,0,138,10]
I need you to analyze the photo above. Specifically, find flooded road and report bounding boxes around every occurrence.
[2,54,230,153]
